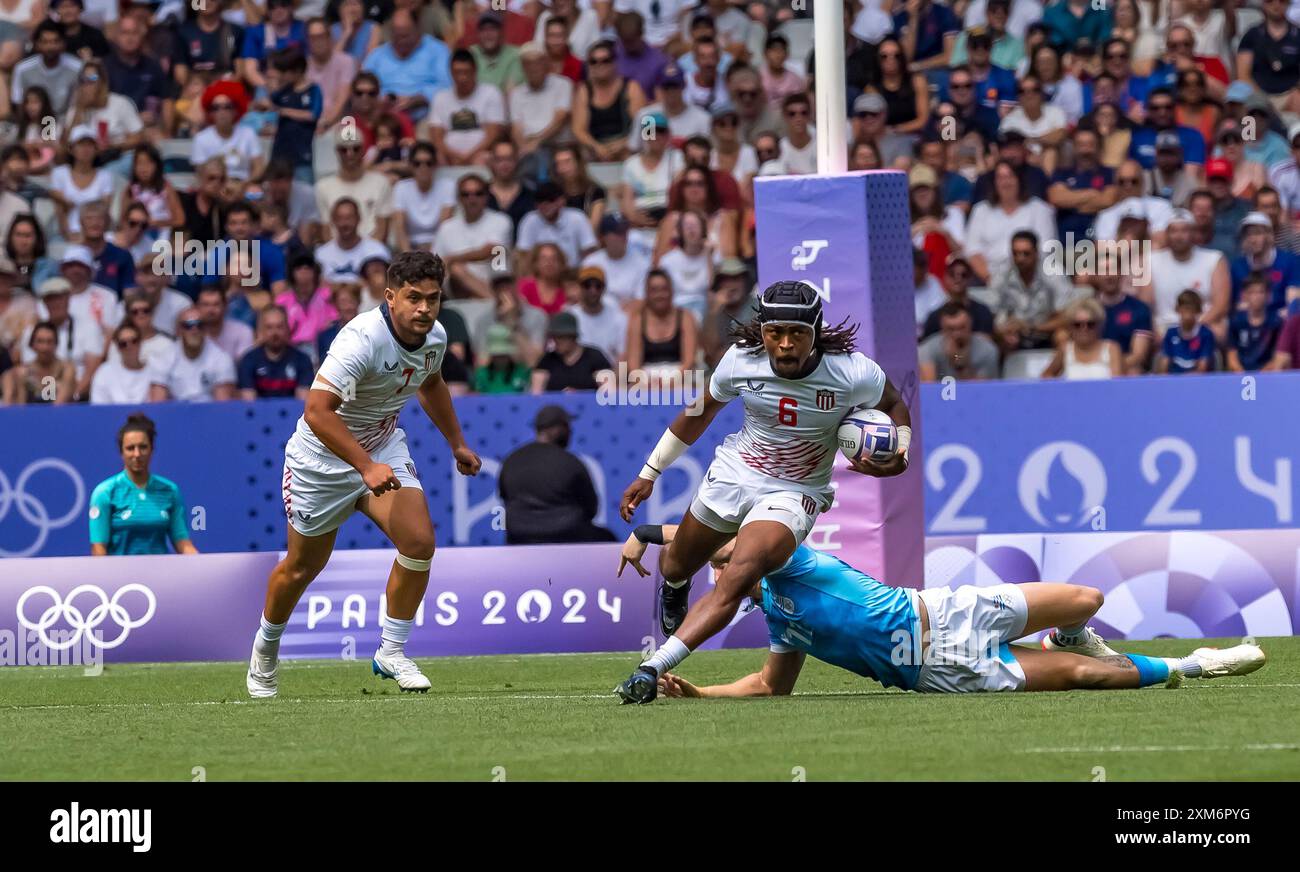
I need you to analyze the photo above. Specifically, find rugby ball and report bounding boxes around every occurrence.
[837,409,898,464]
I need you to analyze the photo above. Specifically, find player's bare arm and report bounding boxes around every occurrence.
[619,393,729,521]
[659,650,806,699]
[847,377,912,479]
[303,381,400,496]
[618,523,681,578]
[417,370,482,476]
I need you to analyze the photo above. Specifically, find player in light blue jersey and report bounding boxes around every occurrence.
[617,526,1267,700]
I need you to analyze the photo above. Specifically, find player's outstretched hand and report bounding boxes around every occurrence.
[617,535,650,578]
[658,672,701,698]
[453,445,482,476]
[620,477,653,522]
[362,463,401,496]
[847,451,909,478]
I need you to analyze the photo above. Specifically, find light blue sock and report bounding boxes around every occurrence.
[1125,654,1171,687]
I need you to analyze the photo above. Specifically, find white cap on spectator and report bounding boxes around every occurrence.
[1240,211,1272,232]
[68,124,97,145]
[61,244,94,269]
[1288,121,1300,145]
[37,277,72,297]
[519,41,545,60]
[1167,209,1195,227]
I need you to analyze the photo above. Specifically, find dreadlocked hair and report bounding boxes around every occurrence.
[729,315,860,355]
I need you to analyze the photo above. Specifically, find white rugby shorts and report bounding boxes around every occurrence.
[912,583,1029,693]
[688,452,829,546]
[282,428,422,537]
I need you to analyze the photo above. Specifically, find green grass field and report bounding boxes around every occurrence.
[2,637,1297,781]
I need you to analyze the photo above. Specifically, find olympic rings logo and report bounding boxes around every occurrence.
[16,584,157,651]
[0,459,85,558]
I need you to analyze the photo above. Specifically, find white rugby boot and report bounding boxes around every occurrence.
[246,647,279,699]
[371,649,432,692]
[1041,626,1119,658]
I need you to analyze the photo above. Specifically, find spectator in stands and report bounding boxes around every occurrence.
[364,8,449,122]
[728,63,783,144]
[498,404,615,544]
[90,322,152,404]
[315,197,392,282]
[57,245,116,336]
[63,57,146,170]
[470,11,522,91]
[1047,127,1116,242]
[358,255,390,311]
[1129,88,1205,170]
[510,41,572,172]
[624,268,697,378]
[1042,297,1122,379]
[911,246,946,337]
[1267,122,1300,214]
[1255,186,1300,255]
[919,302,1001,382]
[123,268,186,348]
[316,127,393,242]
[434,174,513,299]
[1232,211,1300,315]
[551,144,607,231]
[1205,158,1252,254]
[258,47,322,183]
[173,1,245,90]
[613,11,669,96]
[79,203,135,297]
[517,241,570,316]
[582,214,650,310]
[196,285,255,363]
[105,12,171,133]
[758,34,803,111]
[535,0,600,57]
[1042,0,1112,52]
[473,323,531,393]
[5,215,49,296]
[531,309,612,392]
[896,0,960,71]
[125,146,184,232]
[662,163,737,257]
[1093,160,1172,243]
[261,159,321,247]
[429,48,505,167]
[516,179,596,273]
[953,0,1025,69]
[542,15,584,83]
[637,63,710,150]
[567,265,627,364]
[909,164,962,277]
[711,103,758,191]
[476,272,545,366]
[922,254,996,339]
[483,140,534,237]
[0,256,35,350]
[89,413,199,555]
[1273,305,1300,369]
[1236,0,1300,113]
[1086,100,1133,169]
[1155,290,1216,375]
[305,15,356,130]
[1227,272,1286,372]
[333,0,381,63]
[656,208,713,323]
[11,21,82,116]
[992,230,1073,350]
[238,304,313,400]
[776,92,815,175]
[966,159,1056,283]
[25,278,101,400]
[928,65,1000,146]
[1086,248,1153,375]
[701,257,754,367]
[389,141,454,252]
[13,90,58,176]
[239,0,306,91]
[149,305,235,402]
[49,125,114,240]
[2,320,75,404]
[1000,74,1066,173]
[116,288,178,367]
[1173,67,1221,150]
[573,39,645,163]
[191,79,262,184]
[179,158,231,247]
[1144,131,1198,208]
[278,256,338,352]
[108,203,154,267]
[1145,208,1228,340]
[1028,43,1084,125]
[316,280,361,360]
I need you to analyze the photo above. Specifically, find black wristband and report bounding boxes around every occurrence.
[633,524,665,545]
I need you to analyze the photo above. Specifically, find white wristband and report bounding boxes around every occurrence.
[896,425,912,459]
[639,429,690,481]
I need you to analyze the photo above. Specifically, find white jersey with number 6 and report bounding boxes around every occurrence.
[709,344,887,495]
[293,305,447,456]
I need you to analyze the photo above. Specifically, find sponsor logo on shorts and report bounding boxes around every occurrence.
[801,495,816,515]
[406,462,418,479]
[815,389,836,411]
[296,510,312,523]
[992,593,1010,611]
[706,470,717,483]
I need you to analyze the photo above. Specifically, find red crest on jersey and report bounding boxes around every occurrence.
[815,389,836,411]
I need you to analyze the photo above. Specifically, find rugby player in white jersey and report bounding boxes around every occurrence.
[246,251,481,698]
[615,280,912,704]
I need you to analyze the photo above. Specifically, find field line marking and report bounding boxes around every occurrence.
[1020,743,1300,754]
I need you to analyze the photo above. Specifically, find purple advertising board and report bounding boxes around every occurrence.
[3,528,1294,666]
[753,171,924,590]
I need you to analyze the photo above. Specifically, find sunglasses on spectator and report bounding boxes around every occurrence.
[1168,39,1194,50]
[412,159,434,167]
[1149,102,1174,111]
[353,87,378,97]
[1106,52,1129,61]
[581,279,604,289]
[210,101,235,111]
[1118,177,1141,185]
[126,219,147,228]
[785,108,809,117]
[949,81,972,90]
[129,306,152,316]
[589,55,613,65]
[116,337,140,348]
[713,116,737,127]
[460,188,487,198]
[79,73,101,85]
[181,319,203,330]
[1072,319,1098,329]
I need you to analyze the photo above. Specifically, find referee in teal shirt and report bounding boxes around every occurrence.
[89,414,199,556]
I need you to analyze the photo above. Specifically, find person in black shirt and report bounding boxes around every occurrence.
[530,311,613,392]
[972,130,1051,205]
[54,0,110,61]
[104,14,173,132]
[497,405,616,544]
[1238,1,1300,101]
[921,254,997,339]
[259,47,322,182]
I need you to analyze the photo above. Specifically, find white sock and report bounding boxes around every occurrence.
[664,577,689,589]
[255,616,285,657]
[1168,655,1202,678]
[380,612,413,657]
[641,636,691,677]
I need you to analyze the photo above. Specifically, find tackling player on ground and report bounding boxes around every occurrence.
[619,527,1268,698]
[615,280,911,704]
[246,251,481,698]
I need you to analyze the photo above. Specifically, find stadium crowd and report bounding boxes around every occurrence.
[0,0,1299,406]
